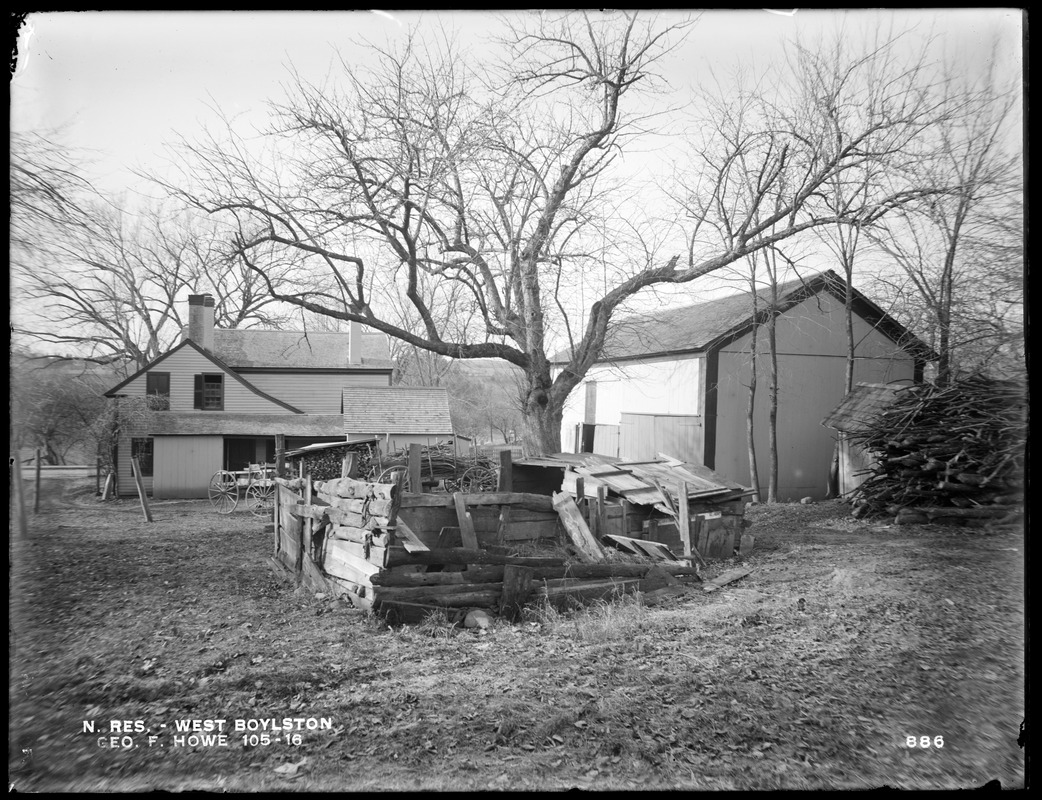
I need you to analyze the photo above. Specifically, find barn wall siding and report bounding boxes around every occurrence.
[152,436,224,499]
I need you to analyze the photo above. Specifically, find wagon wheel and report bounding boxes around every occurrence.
[245,480,275,517]
[208,470,239,514]
[457,465,498,493]
[376,467,410,492]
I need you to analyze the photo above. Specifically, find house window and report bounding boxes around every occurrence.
[194,374,224,410]
[146,372,170,411]
[131,438,153,477]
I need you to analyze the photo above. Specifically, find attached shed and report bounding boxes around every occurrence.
[123,412,345,499]
[342,387,455,452]
[821,382,908,496]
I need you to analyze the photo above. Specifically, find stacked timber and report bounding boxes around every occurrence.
[846,376,1025,524]
[270,475,704,624]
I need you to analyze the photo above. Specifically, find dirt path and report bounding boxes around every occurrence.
[9,480,1025,791]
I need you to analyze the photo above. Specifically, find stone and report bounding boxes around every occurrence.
[463,609,493,629]
[800,497,814,505]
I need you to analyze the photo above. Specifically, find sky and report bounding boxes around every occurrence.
[10,9,1026,343]
[12,9,1023,200]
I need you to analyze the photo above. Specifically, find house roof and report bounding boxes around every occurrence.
[552,270,936,364]
[127,412,346,437]
[342,387,454,435]
[821,382,913,433]
[104,339,303,412]
[213,329,393,370]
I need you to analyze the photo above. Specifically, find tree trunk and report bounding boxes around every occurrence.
[520,366,563,456]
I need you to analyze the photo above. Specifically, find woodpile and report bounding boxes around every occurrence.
[845,376,1025,524]
[270,475,713,625]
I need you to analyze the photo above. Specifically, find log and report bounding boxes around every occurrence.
[376,587,500,609]
[385,546,565,569]
[130,456,153,523]
[500,564,533,622]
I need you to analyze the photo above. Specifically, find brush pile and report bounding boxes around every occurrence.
[367,442,498,492]
[848,376,1025,524]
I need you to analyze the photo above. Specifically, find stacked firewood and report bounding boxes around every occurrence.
[847,376,1025,524]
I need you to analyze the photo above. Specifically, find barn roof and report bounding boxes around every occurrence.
[127,412,346,437]
[821,382,912,433]
[213,329,392,370]
[342,387,454,435]
[552,270,936,364]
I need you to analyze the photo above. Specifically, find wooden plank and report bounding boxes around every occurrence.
[395,519,429,551]
[33,448,41,513]
[552,491,604,563]
[130,456,153,523]
[11,449,28,539]
[498,449,513,492]
[323,545,382,584]
[677,482,691,558]
[496,506,512,545]
[408,443,422,494]
[595,485,607,539]
[453,492,479,550]
[702,567,752,593]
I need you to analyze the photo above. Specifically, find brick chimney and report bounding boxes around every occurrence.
[349,320,362,365]
[187,294,215,353]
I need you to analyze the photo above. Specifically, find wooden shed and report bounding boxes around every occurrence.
[821,382,908,496]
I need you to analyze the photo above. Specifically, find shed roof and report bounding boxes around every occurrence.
[127,412,346,437]
[213,329,392,370]
[821,382,912,433]
[552,270,936,364]
[342,387,454,435]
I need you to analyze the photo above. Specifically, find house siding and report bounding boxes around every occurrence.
[560,355,703,445]
[713,293,916,500]
[152,436,224,499]
[245,372,390,414]
[118,347,291,414]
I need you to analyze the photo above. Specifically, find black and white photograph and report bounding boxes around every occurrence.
[9,9,1025,791]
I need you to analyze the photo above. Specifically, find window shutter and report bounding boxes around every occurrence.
[194,375,203,409]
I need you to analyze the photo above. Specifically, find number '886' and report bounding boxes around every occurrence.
[907,736,944,748]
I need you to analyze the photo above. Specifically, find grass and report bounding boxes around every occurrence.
[8,481,1026,791]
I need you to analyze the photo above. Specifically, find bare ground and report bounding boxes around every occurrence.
[8,478,1025,791]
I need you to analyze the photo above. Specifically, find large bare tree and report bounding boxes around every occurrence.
[158,12,952,454]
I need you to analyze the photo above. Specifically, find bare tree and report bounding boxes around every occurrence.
[867,55,1022,384]
[13,199,295,374]
[158,12,952,455]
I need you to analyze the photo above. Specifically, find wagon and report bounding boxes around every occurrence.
[207,463,277,516]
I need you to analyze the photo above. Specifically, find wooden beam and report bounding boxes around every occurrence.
[702,567,752,593]
[677,482,691,558]
[385,546,565,569]
[399,492,554,512]
[408,443,422,493]
[498,449,513,492]
[453,492,479,550]
[130,456,153,523]
[500,564,533,622]
[33,448,41,513]
[395,519,430,551]
[552,491,603,563]
[275,433,286,478]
